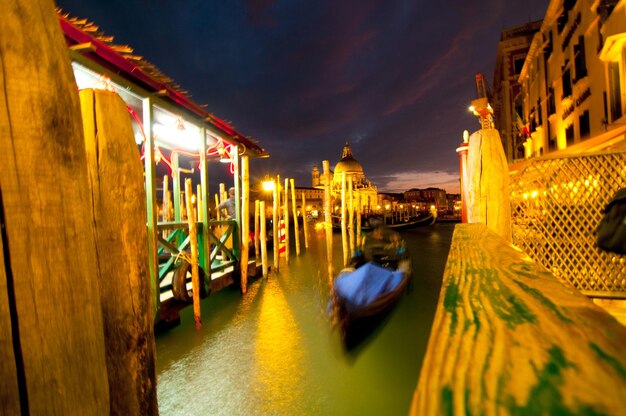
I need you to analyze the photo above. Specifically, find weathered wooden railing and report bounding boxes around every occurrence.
[156,219,240,298]
[411,223,626,415]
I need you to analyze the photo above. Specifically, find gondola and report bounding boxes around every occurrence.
[331,221,412,350]
[332,259,411,350]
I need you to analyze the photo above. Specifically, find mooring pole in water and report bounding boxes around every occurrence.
[301,193,309,249]
[185,179,202,328]
[254,200,260,265]
[260,200,269,277]
[273,175,279,272]
[283,177,290,264]
[348,176,355,257]
[356,192,362,248]
[341,172,348,267]
[323,160,334,280]
[290,178,300,256]
[240,155,250,293]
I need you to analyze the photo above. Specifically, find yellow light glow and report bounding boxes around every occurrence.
[531,190,538,198]
[262,180,275,192]
[468,105,475,112]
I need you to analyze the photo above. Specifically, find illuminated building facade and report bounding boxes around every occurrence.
[512,0,626,160]
[492,20,543,162]
[312,142,378,212]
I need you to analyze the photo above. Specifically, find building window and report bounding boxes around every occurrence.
[562,68,572,98]
[537,100,542,125]
[557,13,568,34]
[564,0,577,12]
[609,61,623,122]
[566,124,575,145]
[549,137,557,151]
[548,87,556,115]
[514,57,525,75]
[545,30,553,57]
[574,36,587,80]
[579,111,590,139]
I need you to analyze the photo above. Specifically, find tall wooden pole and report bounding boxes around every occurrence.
[260,200,269,278]
[356,192,362,249]
[185,179,202,328]
[301,193,309,249]
[254,200,260,265]
[290,178,301,256]
[283,177,290,264]
[341,172,348,266]
[240,155,250,293]
[323,161,334,280]
[273,175,279,272]
[348,176,355,257]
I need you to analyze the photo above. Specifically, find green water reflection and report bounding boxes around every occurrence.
[156,223,454,415]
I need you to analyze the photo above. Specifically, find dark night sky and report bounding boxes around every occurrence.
[56,0,549,193]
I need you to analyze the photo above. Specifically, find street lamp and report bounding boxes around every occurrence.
[262,179,275,192]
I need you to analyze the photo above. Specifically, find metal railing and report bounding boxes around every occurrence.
[509,150,626,298]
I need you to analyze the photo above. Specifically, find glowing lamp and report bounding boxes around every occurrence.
[262,180,275,192]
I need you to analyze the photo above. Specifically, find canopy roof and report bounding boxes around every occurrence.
[57,9,268,158]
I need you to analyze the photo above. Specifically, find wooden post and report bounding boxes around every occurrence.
[273,175,279,272]
[260,201,269,278]
[341,172,348,266]
[348,176,355,257]
[80,89,158,415]
[356,192,362,249]
[283,177,290,263]
[290,179,301,256]
[466,129,511,242]
[185,179,202,328]
[254,200,260,265]
[301,193,309,249]
[323,161,334,280]
[240,155,250,293]
[0,3,111,411]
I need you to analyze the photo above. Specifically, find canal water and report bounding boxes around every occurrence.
[156,222,455,415]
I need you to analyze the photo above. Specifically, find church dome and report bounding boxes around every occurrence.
[333,143,363,175]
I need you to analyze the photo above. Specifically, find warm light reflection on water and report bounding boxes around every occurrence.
[252,278,306,414]
[156,223,455,415]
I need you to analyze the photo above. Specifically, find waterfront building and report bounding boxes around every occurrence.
[294,187,325,218]
[492,20,543,162]
[312,142,378,213]
[507,0,626,160]
[404,187,448,212]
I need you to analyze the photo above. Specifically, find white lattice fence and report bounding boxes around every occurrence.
[510,151,626,298]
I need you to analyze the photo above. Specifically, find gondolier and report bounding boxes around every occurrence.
[352,219,410,272]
